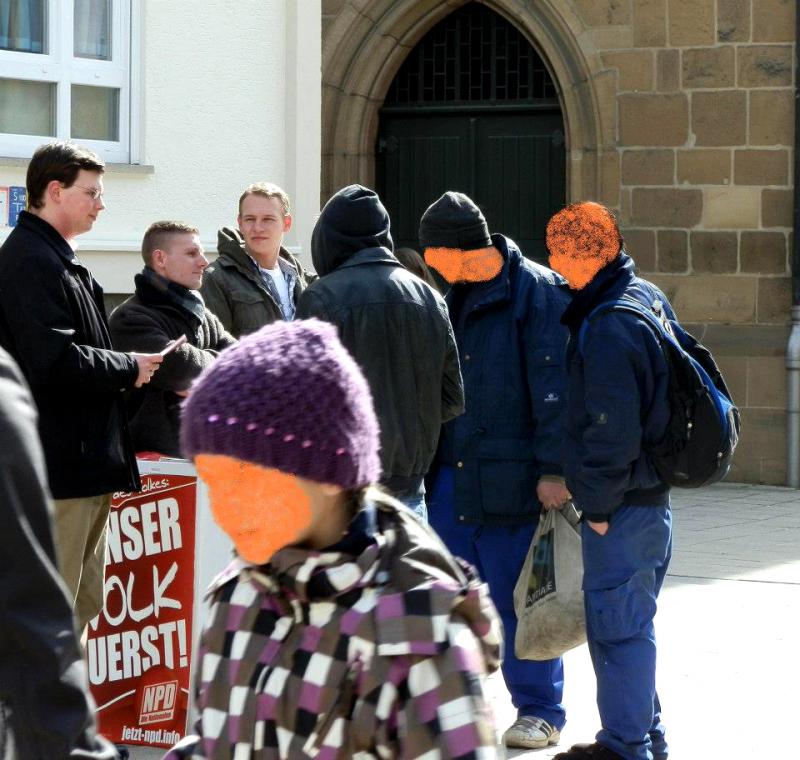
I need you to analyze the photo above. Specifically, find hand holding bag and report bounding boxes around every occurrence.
[513,502,586,660]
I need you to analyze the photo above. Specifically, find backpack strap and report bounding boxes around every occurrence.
[577,295,672,355]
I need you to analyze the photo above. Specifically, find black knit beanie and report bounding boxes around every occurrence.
[419,192,492,250]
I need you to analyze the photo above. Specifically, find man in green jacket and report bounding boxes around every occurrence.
[201,183,314,337]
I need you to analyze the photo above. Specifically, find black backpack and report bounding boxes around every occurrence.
[580,295,741,488]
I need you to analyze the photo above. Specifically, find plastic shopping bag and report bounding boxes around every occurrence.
[513,502,586,661]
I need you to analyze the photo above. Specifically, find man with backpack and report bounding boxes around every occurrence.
[546,202,673,760]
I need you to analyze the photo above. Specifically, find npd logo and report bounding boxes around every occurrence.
[139,679,178,725]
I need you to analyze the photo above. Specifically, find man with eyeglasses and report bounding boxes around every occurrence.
[0,141,163,635]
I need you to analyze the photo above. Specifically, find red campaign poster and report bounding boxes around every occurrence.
[87,470,197,749]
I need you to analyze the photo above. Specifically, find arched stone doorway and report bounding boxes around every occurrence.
[376,2,564,261]
[321,0,617,213]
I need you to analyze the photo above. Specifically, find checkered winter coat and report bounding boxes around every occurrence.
[166,499,502,759]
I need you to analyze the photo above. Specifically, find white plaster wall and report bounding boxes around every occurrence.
[0,0,321,293]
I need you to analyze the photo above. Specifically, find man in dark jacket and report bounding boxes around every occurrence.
[0,141,163,632]
[201,182,313,337]
[0,347,120,759]
[296,184,464,518]
[420,191,571,751]
[547,202,672,760]
[110,221,237,457]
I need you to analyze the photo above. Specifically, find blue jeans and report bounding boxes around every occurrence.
[397,491,428,521]
[582,505,672,760]
[428,466,566,729]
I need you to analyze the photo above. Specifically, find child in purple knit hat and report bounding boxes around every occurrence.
[165,318,502,759]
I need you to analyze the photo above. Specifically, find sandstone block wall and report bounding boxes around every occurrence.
[321,0,796,484]
[581,0,794,483]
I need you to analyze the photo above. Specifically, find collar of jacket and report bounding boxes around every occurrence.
[136,267,206,324]
[17,210,84,268]
[560,252,636,331]
[206,497,503,667]
[332,246,400,272]
[215,227,298,300]
[207,504,386,603]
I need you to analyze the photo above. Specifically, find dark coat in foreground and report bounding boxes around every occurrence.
[0,347,119,759]
[0,211,140,499]
[109,272,236,457]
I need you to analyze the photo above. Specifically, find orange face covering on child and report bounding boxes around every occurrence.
[424,246,504,284]
[546,202,621,290]
[195,454,313,564]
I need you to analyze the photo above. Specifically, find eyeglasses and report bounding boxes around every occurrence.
[71,184,104,202]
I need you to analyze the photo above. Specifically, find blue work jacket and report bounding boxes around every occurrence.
[562,254,672,520]
[434,235,570,524]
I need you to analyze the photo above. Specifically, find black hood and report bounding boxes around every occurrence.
[311,184,393,276]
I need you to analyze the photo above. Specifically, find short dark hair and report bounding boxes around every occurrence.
[141,221,200,267]
[394,247,442,291]
[26,141,105,210]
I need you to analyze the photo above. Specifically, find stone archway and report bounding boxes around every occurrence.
[321,0,618,206]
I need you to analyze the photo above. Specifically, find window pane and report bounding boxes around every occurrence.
[0,78,54,135]
[74,0,110,60]
[71,84,118,140]
[0,0,47,53]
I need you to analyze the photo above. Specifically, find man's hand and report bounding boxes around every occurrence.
[587,520,609,536]
[132,352,163,388]
[537,479,571,510]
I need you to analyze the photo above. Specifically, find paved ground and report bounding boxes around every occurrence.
[126,483,800,759]
[496,482,800,759]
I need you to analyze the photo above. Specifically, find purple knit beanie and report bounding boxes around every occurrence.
[181,319,381,489]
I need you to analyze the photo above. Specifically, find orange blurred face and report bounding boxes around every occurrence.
[546,202,621,290]
[424,246,503,284]
[195,455,313,564]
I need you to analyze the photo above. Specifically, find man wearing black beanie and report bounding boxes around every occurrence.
[297,185,464,517]
[420,191,572,751]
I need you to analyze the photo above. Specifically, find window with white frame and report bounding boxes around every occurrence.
[0,0,135,163]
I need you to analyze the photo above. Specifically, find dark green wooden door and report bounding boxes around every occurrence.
[377,109,565,262]
[374,2,566,263]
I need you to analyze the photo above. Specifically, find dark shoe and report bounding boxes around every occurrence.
[649,729,668,760]
[553,742,625,760]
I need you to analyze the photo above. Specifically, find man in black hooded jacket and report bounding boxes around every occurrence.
[296,184,464,518]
